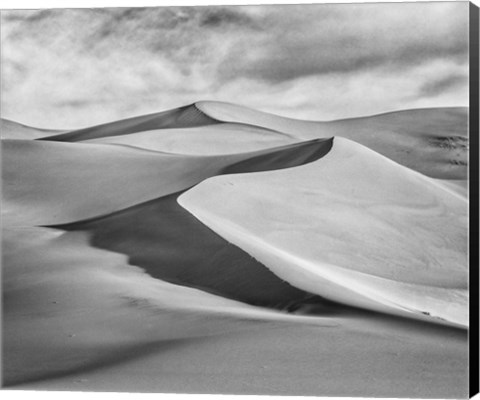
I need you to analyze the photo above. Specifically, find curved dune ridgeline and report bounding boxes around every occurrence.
[2,137,332,226]
[47,138,333,309]
[195,101,468,179]
[39,104,220,142]
[1,118,66,139]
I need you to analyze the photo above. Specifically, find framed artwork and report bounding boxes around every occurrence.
[1,1,479,398]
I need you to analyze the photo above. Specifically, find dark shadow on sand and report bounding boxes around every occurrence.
[54,138,335,310]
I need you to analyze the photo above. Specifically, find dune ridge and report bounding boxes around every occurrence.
[4,133,336,310]
[55,191,336,311]
[1,118,65,139]
[39,103,220,142]
[26,100,467,177]
[195,101,468,178]
[2,137,332,226]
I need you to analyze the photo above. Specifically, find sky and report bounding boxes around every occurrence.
[0,2,470,129]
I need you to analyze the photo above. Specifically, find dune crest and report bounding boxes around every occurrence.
[40,104,219,142]
[195,101,468,178]
[2,137,333,226]
[1,118,65,139]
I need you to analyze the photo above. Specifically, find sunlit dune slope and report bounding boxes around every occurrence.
[84,123,295,155]
[434,179,468,198]
[179,137,468,327]
[1,118,64,139]
[196,101,468,178]
[40,104,219,142]
[2,138,332,226]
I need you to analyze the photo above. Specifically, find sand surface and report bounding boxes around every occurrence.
[2,137,331,225]
[1,101,469,397]
[1,118,65,139]
[84,123,295,155]
[179,137,468,326]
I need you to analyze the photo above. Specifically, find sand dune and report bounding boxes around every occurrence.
[57,192,330,310]
[2,138,332,225]
[84,123,295,155]
[196,101,468,178]
[2,100,469,396]
[40,103,219,142]
[3,225,467,396]
[179,137,468,327]
[5,225,467,397]
[4,224,336,386]
[7,188,464,393]
[1,118,64,139]
[434,179,468,198]
[35,101,467,177]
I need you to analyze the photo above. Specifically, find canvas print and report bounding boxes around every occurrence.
[1,1,475,398]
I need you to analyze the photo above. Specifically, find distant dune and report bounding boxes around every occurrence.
[195,101,468,179]
[37,101,468,179]
[2,101,469,396]
[39,103,219,142]
[84,123,295,155]
[0,118,65,139]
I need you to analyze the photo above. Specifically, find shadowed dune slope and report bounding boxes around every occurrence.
[51,138,333,309]
[179,137,468,327]
[1,118,64,139]
[40,104,220,142]
[5,225,330,387]
[196,101,468,178]
[2,138,332,226]
[57,192,329,309]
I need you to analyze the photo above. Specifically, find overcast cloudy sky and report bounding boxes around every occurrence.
[1,2,470,128]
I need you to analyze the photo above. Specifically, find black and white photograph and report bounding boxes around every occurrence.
[1,0,478,398]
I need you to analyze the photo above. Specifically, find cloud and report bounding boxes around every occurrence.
[199,8,260,29]
[0,3,470,128]
[217,3,469,83]
[418,74,469,98]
